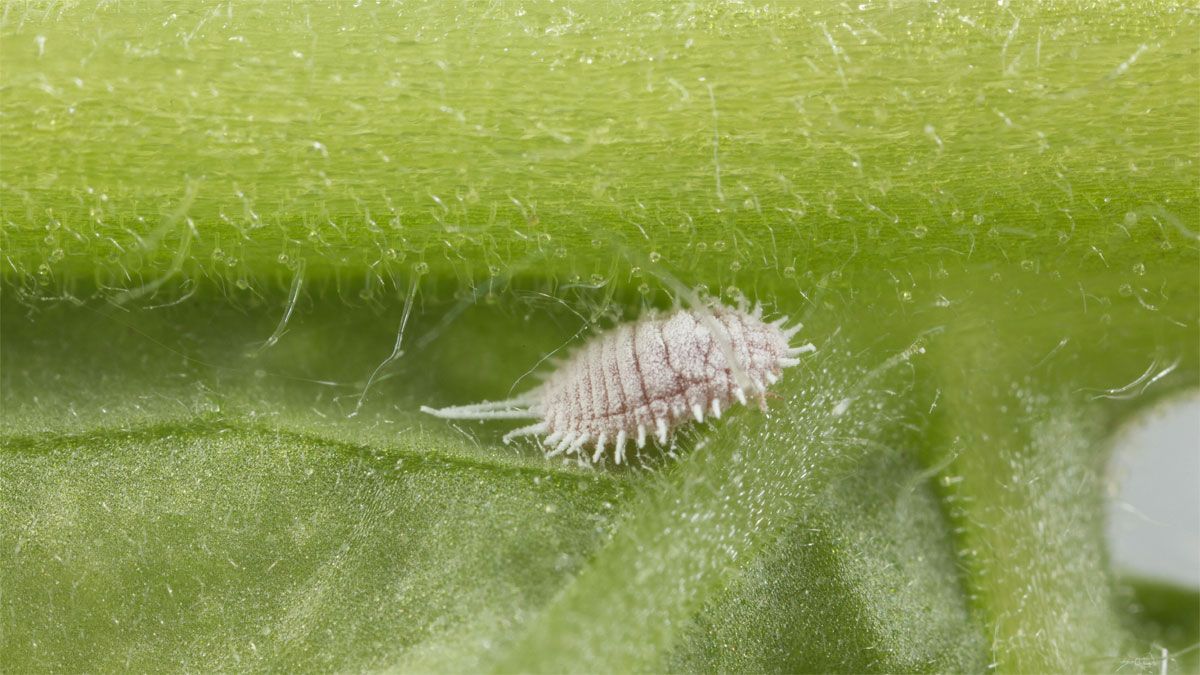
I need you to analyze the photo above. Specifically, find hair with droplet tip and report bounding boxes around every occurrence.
[422,299,815,465]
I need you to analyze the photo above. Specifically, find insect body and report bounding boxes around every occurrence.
[420,302,814,464]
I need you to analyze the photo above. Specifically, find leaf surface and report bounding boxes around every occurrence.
[2,1,1197,672]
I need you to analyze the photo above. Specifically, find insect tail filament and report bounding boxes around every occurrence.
[419,395,541,420]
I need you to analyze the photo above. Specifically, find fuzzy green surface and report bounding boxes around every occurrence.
[3,1,1195,284]
[2,1,1199,673]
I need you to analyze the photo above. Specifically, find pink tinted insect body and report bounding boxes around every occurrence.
[420,301,814,464]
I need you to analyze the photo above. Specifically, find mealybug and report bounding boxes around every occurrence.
[420,301,814,464]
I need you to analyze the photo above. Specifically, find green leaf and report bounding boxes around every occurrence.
[2,420,632,671]
[2,1,1197,672]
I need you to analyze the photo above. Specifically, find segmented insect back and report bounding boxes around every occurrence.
[421,301,814,464]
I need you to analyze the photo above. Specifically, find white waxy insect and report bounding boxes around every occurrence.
[420,301,815,464]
